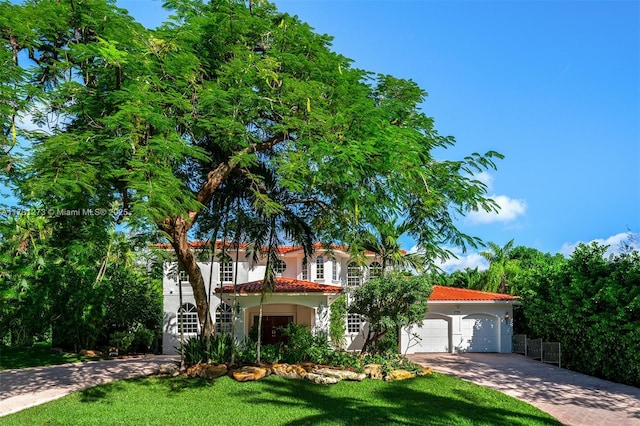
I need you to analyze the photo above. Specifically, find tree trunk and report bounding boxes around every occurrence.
[167,215,214,336]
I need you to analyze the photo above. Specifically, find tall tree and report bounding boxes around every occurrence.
[479,239,516,293]
[6,0,502,336]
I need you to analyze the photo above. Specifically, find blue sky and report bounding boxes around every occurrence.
[57,1,640,269]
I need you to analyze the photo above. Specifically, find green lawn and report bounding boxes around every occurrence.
[1,373,561,426]
[0,343,102,370]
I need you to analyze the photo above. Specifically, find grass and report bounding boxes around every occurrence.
[0,342,102,370]
[0,373,562,426]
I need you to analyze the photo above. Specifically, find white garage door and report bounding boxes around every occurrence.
[403,317,450,354]
[461,314,499,352]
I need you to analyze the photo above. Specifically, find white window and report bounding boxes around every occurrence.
[369,261,382,279]
[316,256,324,280]
[276,260,287,276]
[301,259,308,280]
[347,262,361,286]
[332,259,338,281]
[178,270,189,284]
[215,303,233,334]
[347,313,362,334]
[178,303,199,334]
[220,261,233,283]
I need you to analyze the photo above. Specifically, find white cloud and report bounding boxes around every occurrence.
[466,194,527,224]
[560,232,639,257]
[472,171,494,190]
[409,245,488,273]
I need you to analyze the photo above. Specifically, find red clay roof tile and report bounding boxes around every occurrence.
[429,285,518,301]
[216,277,343,294]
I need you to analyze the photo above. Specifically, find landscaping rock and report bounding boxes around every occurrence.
[305,372,341,385]
[231,366,269,382]
[272,363,307,380]
[79,349,103,357]
[363,364,384,380]
[312,368,366,382]
[385,369,415,382]
[187,363,228,380]
[416,366,433,376]
[159,363,180,376]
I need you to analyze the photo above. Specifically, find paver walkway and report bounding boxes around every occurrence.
[0,355,177,418]
[408,353,640,426]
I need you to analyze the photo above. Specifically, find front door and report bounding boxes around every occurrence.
[254,316,294,345]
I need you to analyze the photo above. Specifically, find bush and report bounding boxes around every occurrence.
[280,323,332,364]
[181,334,235,366]
[109,331,135,354]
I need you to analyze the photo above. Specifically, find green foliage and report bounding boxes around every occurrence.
[181,334,236,366]
[329,295,346,349]
[2,0,503,340]
[349,272,432,352]
[518,241,640,387]
[280,323,332,364]
[109,331,135,354]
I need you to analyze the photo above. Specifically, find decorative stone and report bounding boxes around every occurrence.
[159,363,180,376]
[416,366,433,376]
[79,349,103,357]
[231,366,269,382]
[305,372,341,385]
[272,363,307,380]
[312,368,366,382]
[363,364,384,380]
[385,369,416,382]
[186,363,228,379]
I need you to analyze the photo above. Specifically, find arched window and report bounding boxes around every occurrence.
[316,256,324,280]
[347,262,361,286]
[216,303,233,334]
[178,303,199,334]
[369,261,382,279]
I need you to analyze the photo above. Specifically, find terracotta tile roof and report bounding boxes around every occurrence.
[429,285,519,302]
[216,277,343,294]
[154,241,247,250]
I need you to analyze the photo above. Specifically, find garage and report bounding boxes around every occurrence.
[460,313,499,352]
[402,316,450,354]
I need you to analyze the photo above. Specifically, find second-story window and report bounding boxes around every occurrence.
[220,261,233,283]
[316,256,324,280]
[301,259,308,280]
[347,262,361,286]
[276,260,287,276]
[332,259,338,281]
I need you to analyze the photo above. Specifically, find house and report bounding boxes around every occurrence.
[162,242,519,355]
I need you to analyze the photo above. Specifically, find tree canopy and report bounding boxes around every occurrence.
[3,0,502,333]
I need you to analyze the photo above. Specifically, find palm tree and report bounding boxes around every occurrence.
[480,239,516,294]
[240,169,315,363]
[350,215,426,275]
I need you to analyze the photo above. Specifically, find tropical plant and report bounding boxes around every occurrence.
[4,0,502,340]
[479,239,518,293]
[348,272,433,353]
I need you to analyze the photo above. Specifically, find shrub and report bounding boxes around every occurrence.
[181,334,235,366]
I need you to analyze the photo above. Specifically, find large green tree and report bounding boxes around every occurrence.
[4,0,501,336]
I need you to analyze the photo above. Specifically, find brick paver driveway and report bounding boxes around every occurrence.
[408,353,640,426]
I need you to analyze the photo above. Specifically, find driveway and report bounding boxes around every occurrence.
[408,353,640,426]
[0,355,178,418]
